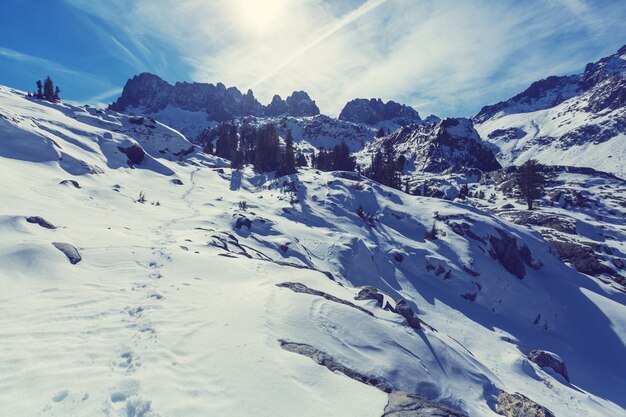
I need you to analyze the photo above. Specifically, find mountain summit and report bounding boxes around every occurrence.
[339,98,422,126]
[110,73,320,137]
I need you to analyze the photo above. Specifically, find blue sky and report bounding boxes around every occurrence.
[1,0,625,117]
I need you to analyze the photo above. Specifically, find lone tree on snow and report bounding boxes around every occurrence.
[514,159,549,210]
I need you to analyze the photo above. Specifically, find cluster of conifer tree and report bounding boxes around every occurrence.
[310,142,356,172]
[363,141,405,189]
[28,76,60,102]
[201,122,305,175]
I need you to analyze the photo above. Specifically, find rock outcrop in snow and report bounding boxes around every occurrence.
[362,117,501,173]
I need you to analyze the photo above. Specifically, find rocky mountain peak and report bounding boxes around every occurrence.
[284,90,320,117]
[110,74,319,126]
[474,45,626,123]
[338,98,421,126]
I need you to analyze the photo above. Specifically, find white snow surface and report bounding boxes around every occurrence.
[476,86,626,179]
[1,86,626,417]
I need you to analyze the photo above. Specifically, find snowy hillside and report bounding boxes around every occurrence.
[475,45,626,178]
[1,87,626,417]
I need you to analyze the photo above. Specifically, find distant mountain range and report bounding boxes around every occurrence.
[108,44,626,179]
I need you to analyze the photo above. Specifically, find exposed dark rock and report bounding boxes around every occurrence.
[234,215,252,230]
[507,212,576,234]
[339,98,421,125]
[128,116,145,125]
[52,242,82,264]
[284,91,320,117]
[395,299,422,330]
[528,350,570,382]
[448,222,486,243]
[355,286,385,307]
[549,240,614,276]
[461,293,477,302]
[279,340,393,393]
[383,391,469,417]
[495,391,555,417]
[488,127,527,141]
[279,340,465,416]
[170,179,184,185]
[174,146,195,157]
[264,94,289,116]
[59,179,80,188]
[489,229,533,279]
[118,143,145,165]
[26,216,56,229]
[276,282,373,316]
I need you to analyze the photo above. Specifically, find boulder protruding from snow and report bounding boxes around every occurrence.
[528,350,570,382]
[496,391,555,417]
[395,299,422,330]
[26,216,56,229]
[383,391,469,417]
[279,339,393,393]
[489,229,534,279]
[355,286,385,307]
[52,242,82,264]
[118,144,145,165]
[59,179,81,188]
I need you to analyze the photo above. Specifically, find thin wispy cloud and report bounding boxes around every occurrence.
[0,47,101,81]
[84,87,124,104]
[63,0,626,116]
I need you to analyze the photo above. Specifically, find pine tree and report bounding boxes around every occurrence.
[331,141,356,171]
[514,159,549,210]
[54,86,60,101]
[458,184,469,200]
[254,123,281,173]
[43,76,54,101]
[376,127,386,138]
[36,80,43,99]
[281,129,297,175]
[296,153,307,167]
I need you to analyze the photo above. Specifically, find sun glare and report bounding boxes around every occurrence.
[233,0,288,33]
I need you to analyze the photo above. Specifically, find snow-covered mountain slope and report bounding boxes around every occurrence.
[358,117,501,173]
[0,86,205,177]
[1,87,626,417]
[475,45,626,178]
[400,166,626,291]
